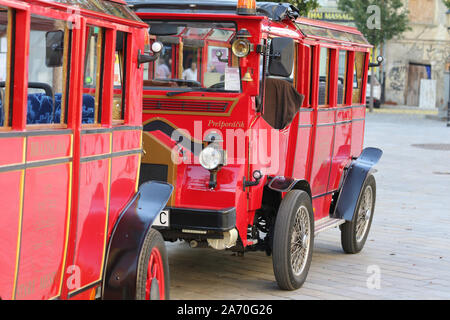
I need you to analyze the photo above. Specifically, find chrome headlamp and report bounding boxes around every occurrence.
[199,144,226,171]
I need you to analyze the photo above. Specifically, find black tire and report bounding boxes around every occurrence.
[272,190,314,290]
[136,228,170,300]
[341,174,376,254]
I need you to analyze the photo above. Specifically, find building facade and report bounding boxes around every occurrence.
[384,0,450,113]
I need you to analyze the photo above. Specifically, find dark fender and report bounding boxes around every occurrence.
[102,181,173,300]
[268,176,312,198]
[334,147,383,221]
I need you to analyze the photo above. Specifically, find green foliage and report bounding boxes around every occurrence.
[337,0,411,47]
[443,0,450,10]
[259,0,320,16]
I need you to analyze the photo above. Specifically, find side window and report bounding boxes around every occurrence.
[352,51,366,104]
[318,47,330,106]
[27,16,71,125]
[337,50,348,105]
[83,26,103,124]
[113,31,128,122]
[0,7,10,127]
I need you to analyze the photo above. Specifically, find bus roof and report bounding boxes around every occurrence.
[128,0,370,46]
[127,0,299,21]
[40,0,145,26]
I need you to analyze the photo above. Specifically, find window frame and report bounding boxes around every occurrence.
[317,46,331,108]
[0,6,13,130]
[25,14,73,129]
[81,24,104,127]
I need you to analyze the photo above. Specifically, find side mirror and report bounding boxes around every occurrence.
[45,30,64,67]
[138,41,163,66]
[268,37,294,77]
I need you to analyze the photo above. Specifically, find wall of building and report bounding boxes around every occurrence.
[384,0,450,110]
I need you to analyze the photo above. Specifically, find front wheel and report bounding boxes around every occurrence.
[136,228,170,300]
[340,174,376,254]
[272,190,314,290]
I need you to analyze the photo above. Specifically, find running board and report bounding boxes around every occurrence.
[314,217,346,236]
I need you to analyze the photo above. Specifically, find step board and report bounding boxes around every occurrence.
[314,217,346,236]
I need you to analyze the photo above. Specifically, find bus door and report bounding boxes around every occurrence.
[70,24,142,298]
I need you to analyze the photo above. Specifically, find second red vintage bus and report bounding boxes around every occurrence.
[130,0,383,290]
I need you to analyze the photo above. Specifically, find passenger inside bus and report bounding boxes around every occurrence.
[144,21,239,92]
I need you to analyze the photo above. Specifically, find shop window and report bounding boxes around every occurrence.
[27,16,71,125]
[352,51,366,104]
[82,26,103,124]
[318,47,330,106]
[113,31,127,122]
[0,7,10,127]
[337,50,348,105]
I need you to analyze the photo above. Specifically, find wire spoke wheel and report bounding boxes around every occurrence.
[341,174,376,254]
[355,185,373,242]
[290,206,310,276]
[273,190,314,291]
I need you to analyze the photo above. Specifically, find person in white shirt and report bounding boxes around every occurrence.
[182,62,198,81]
[156,58,170,79]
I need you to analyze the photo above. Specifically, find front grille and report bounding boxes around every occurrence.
[143,98,229,113]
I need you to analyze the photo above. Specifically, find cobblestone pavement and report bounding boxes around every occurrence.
[166,112,450,300]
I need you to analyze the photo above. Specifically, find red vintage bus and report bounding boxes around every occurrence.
[131,0,383,291]
[0,0,172,300]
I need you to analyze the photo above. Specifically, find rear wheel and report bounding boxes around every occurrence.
[272,190,314,290]
[136,228,170,300]
[341,174,376,254]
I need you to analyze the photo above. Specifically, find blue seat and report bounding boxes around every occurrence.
[26,93,96,125]
[27,93,55,124]
[82,94,95,124]
[53,93,62,123]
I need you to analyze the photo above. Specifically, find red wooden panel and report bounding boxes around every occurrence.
[310,125,334,196]
[72,159,109,292]
[112,129,141,153]
[312,193,333,221]
[108,154,139,236]
[15,164,70,300]
[316,109,335,124]
[329,122,352,191]
[336,108,352,122]
[26,134,72,162]
[0,137,24,166]
[299,110,314,125]
[352,105,366,119]
[351,120,365,158]
[81,133,110,158]
[0,170,23,300]
[292,127,312,180]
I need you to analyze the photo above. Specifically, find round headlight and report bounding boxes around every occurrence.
[151,41,163,54]
[199,145,223,171]
[232,39,251,58]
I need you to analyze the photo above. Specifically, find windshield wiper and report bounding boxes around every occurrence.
[166,87,228,97]
[166,89,196,97]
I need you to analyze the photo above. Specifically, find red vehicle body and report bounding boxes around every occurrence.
[131,0,383,290]
[0,0,172,300]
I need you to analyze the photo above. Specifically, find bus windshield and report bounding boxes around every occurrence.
[143,21,240,93]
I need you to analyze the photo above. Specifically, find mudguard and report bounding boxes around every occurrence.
[334,147,383,221]
[102,181,173,300]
